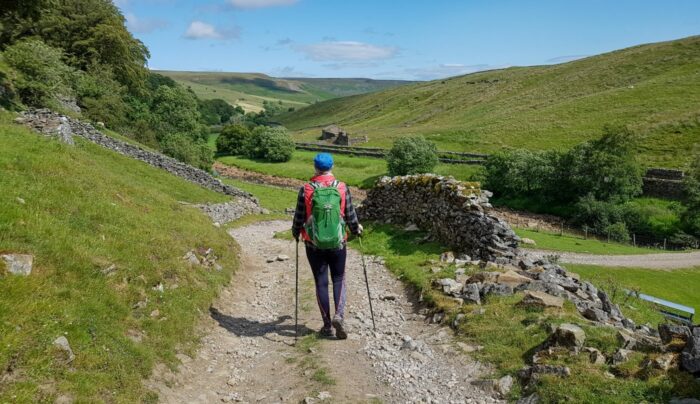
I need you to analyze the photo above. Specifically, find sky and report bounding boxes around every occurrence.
[115,0,700,81]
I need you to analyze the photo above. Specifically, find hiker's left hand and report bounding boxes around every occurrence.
[357,224,364,236]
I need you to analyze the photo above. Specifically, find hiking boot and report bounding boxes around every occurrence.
[318,326,334,338]
[332,315,347,340]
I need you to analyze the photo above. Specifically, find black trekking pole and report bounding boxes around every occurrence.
[358,236,376,331]
[295,239,299,343]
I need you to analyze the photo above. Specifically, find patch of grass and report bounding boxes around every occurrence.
[220,178,298,213]
[514,228,665,255]
[280,36,700,168]
[0,111,239,402]
[568,264,700,317]
[218,150,483,189]
[311,368,336,386]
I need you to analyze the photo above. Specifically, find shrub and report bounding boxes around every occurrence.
[3,38,73,106]
[150,85,205,141]
[572,194,624,234]
[216,124,251,155]
[244,126,294,162]
[604,222,631,243]
[386,136,438,176]
[199,98,242,125]
[561,125,643,202]
[484,149,559,196]
[161,132,213,171]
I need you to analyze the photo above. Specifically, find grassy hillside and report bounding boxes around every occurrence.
[0,112,240,402]
[158,71,411,113]
[279,36,700,168]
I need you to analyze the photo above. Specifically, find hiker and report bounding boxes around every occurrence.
[291,153,363,339]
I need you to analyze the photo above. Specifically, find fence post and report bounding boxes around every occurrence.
[633,233,636,247]
[607,230,610,243]
[664,238,667,250]
[560,222,564,236]
[584,227,588,240]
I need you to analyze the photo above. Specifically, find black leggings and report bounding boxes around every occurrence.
[305,245,347,328]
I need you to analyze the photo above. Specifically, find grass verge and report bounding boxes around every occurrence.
[0,111,239,402]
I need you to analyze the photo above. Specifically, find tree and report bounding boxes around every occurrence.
[216,124,251,155]
[682,149,700,237]
[161,132,213,171]
[199,99,242,125]
[3,38,73,106]
[386,136,438,176]
[150,85,204,141]
[244,126,294,162]
[561,126,642,202]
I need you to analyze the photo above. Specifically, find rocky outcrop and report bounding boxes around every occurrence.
[1,253,34,276]
[358,174,520,262]
[16,109,258,205]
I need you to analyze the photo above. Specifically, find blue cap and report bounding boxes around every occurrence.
[313,153,334,171]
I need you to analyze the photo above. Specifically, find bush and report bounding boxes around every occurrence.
[572,194,624,234]
[604,222,631,243]
[484,149,559,196]
[386,136,438,176]
[561,125,643,202]
[244,126,294,162]
[3,38,74,106]
[150,85,205,141]
[161,133,213,171]
[216,124,251,155]
[199,98,242,125]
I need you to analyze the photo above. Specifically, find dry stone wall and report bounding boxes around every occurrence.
[358,174,521,262]
[16,109,259,205]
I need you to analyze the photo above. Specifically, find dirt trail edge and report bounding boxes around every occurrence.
[148,220,501,403]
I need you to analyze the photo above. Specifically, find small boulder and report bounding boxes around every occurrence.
[404,223,419,231]
[495,375,513,397]
[53,336,75,363]
[497,269,531,287]
[659,323,691,351]
[681,327,700,374]
[584,347,606,365]
[436,278,463,296]
[1,253,34,276]
[612,348,633,365]
[183,251,200,266]
[276,254,290,262]
[462,283,481,305]
[521,238,536,245]
[481,283,513,297]
[617,329,637,350]
[466,271,500,284]
[649,352,679,371]
[550,323,586,349]
[520,290,564,308]
[440,251,455,263]
[582,307,609,323]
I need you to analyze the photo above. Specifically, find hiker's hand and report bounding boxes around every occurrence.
[292,230,300,242]
[357,224,364,236]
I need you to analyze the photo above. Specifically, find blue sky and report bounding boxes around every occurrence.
[116,0,700,80]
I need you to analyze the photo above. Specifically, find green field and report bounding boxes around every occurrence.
[217,150,484,189]
[515,228,667,255]
[279,36,700,168]
[568,264,700,316]
[0,112,240,402]
[158,71,411,113]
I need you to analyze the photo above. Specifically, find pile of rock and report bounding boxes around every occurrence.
[15,109,259,205]
[358,174,521,261]
[196,200,267,225]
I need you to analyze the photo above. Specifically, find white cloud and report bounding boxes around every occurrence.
[295,41,398,62]
[228,0,298,9]
[184,21,239,40]
[125,13,168,34]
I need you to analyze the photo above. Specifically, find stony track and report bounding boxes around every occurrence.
[148,220,501,403]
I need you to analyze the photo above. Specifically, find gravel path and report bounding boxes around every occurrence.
[528,249,700,269]
[148,220,501,403]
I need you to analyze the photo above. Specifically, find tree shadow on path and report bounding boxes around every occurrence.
[210,307,315,342]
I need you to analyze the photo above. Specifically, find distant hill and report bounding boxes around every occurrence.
[157,71,413,113]
[278,36,700,168]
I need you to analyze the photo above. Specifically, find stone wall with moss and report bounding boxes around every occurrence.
[358,174,521,262]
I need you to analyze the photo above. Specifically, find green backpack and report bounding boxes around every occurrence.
[305,181,346,249]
